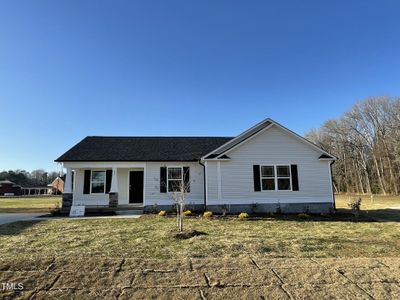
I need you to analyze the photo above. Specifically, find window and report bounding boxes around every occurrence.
[167,167,183,192]
[277,166,291,190]
[261,166,275,190]
[91,170,106,194]
[260,165,291,191]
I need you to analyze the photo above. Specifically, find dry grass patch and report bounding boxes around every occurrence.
[0,197,61,213]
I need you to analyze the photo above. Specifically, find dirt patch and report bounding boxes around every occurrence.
[283,283,370,300]
[273,266,349,285]
[119,287,202,300]
[170,230,207,239]
[132,271,208,288]
[201,286,290,299]
[190,258,255,271]
[359,283,400,299]
[205,269,280,287]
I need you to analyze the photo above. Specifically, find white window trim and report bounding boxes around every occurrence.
[260,165,292,191]
[167,166,183,193]
[90,169,106,195]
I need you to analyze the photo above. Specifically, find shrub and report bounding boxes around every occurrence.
[348,197,362,211]
[238,212,249,220]
[183,210,192,216]
[203,211,213,218]
[158,210,167,217]
[348,197,362,219]
[298,213,310,219]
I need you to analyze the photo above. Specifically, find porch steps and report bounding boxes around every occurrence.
[116,210,143,216]
[116,204,143,215]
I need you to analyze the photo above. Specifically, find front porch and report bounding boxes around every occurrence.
[61,165,145,213]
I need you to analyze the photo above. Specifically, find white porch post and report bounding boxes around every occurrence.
[62,167,73,212]
[64,168,72,193]
[110,168,118,193]
[109,167,119,208]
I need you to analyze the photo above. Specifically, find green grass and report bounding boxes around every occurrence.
[0,215,399,259]
[0,197,61,213]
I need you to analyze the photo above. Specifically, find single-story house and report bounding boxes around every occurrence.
[0,180,22,196]
[55,118,337,214]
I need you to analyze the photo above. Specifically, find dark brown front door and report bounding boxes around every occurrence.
[129,171,144,204]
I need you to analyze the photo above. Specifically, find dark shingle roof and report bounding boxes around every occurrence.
[55,136,234,162]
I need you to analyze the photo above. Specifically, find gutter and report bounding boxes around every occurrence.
[198,160,206,212]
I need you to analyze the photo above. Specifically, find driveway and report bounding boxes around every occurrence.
[0,213,44,225]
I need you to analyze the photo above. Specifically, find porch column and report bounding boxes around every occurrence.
[109,167,119,208]
[62,167,73,212]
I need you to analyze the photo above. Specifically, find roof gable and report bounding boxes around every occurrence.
[202,118,337,160]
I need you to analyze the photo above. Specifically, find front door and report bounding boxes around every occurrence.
[129,171,144,204]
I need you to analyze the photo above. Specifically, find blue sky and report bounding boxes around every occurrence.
[1,1,400,171]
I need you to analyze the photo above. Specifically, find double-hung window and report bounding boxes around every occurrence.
[91,170,106,194]
[261,165,291,191]
[167,167,183,192]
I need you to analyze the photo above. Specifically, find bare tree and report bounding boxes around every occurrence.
[306,96,400,195]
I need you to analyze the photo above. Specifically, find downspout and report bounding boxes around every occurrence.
[330,160,336,210]
[198,160,206,212]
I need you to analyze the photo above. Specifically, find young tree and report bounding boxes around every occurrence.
[165,167,191,233]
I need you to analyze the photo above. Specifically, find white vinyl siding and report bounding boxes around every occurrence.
[145,162,204,206]
[206,124,333,205]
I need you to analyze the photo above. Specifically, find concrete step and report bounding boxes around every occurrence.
[116,210,143,216]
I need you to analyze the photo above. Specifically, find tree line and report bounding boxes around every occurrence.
[305,96,400,195]
[0,169,60,187]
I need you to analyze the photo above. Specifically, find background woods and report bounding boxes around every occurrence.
[0,169,60,187]
[306,97,400,195]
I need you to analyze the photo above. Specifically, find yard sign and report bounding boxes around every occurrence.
[69,205,85,217]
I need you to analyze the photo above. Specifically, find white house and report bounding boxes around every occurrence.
[55,118,337,214]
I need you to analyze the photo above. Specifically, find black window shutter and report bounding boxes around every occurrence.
[83,170,91,194]
[105,170,112,193]
[160,167,167,193]
[291,165,299,191]
[183,167,190,193]
[253,165,261,192]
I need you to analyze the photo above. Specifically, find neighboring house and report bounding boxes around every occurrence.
[55,118,337,213]
[47,176,65,195]
[0,180,22,196]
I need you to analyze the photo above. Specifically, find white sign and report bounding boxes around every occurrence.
[69,206,85,217]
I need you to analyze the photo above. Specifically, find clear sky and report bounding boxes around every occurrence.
[1,1,400,172]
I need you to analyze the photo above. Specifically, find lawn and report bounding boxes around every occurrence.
[335,194,400,210]
[0,197,61,213]
[335,194,400,221]
[1,213,399,260]
[1,196,399,299]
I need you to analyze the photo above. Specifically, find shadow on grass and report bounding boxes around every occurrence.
[0,220,44,236]
[361,208,400,222]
